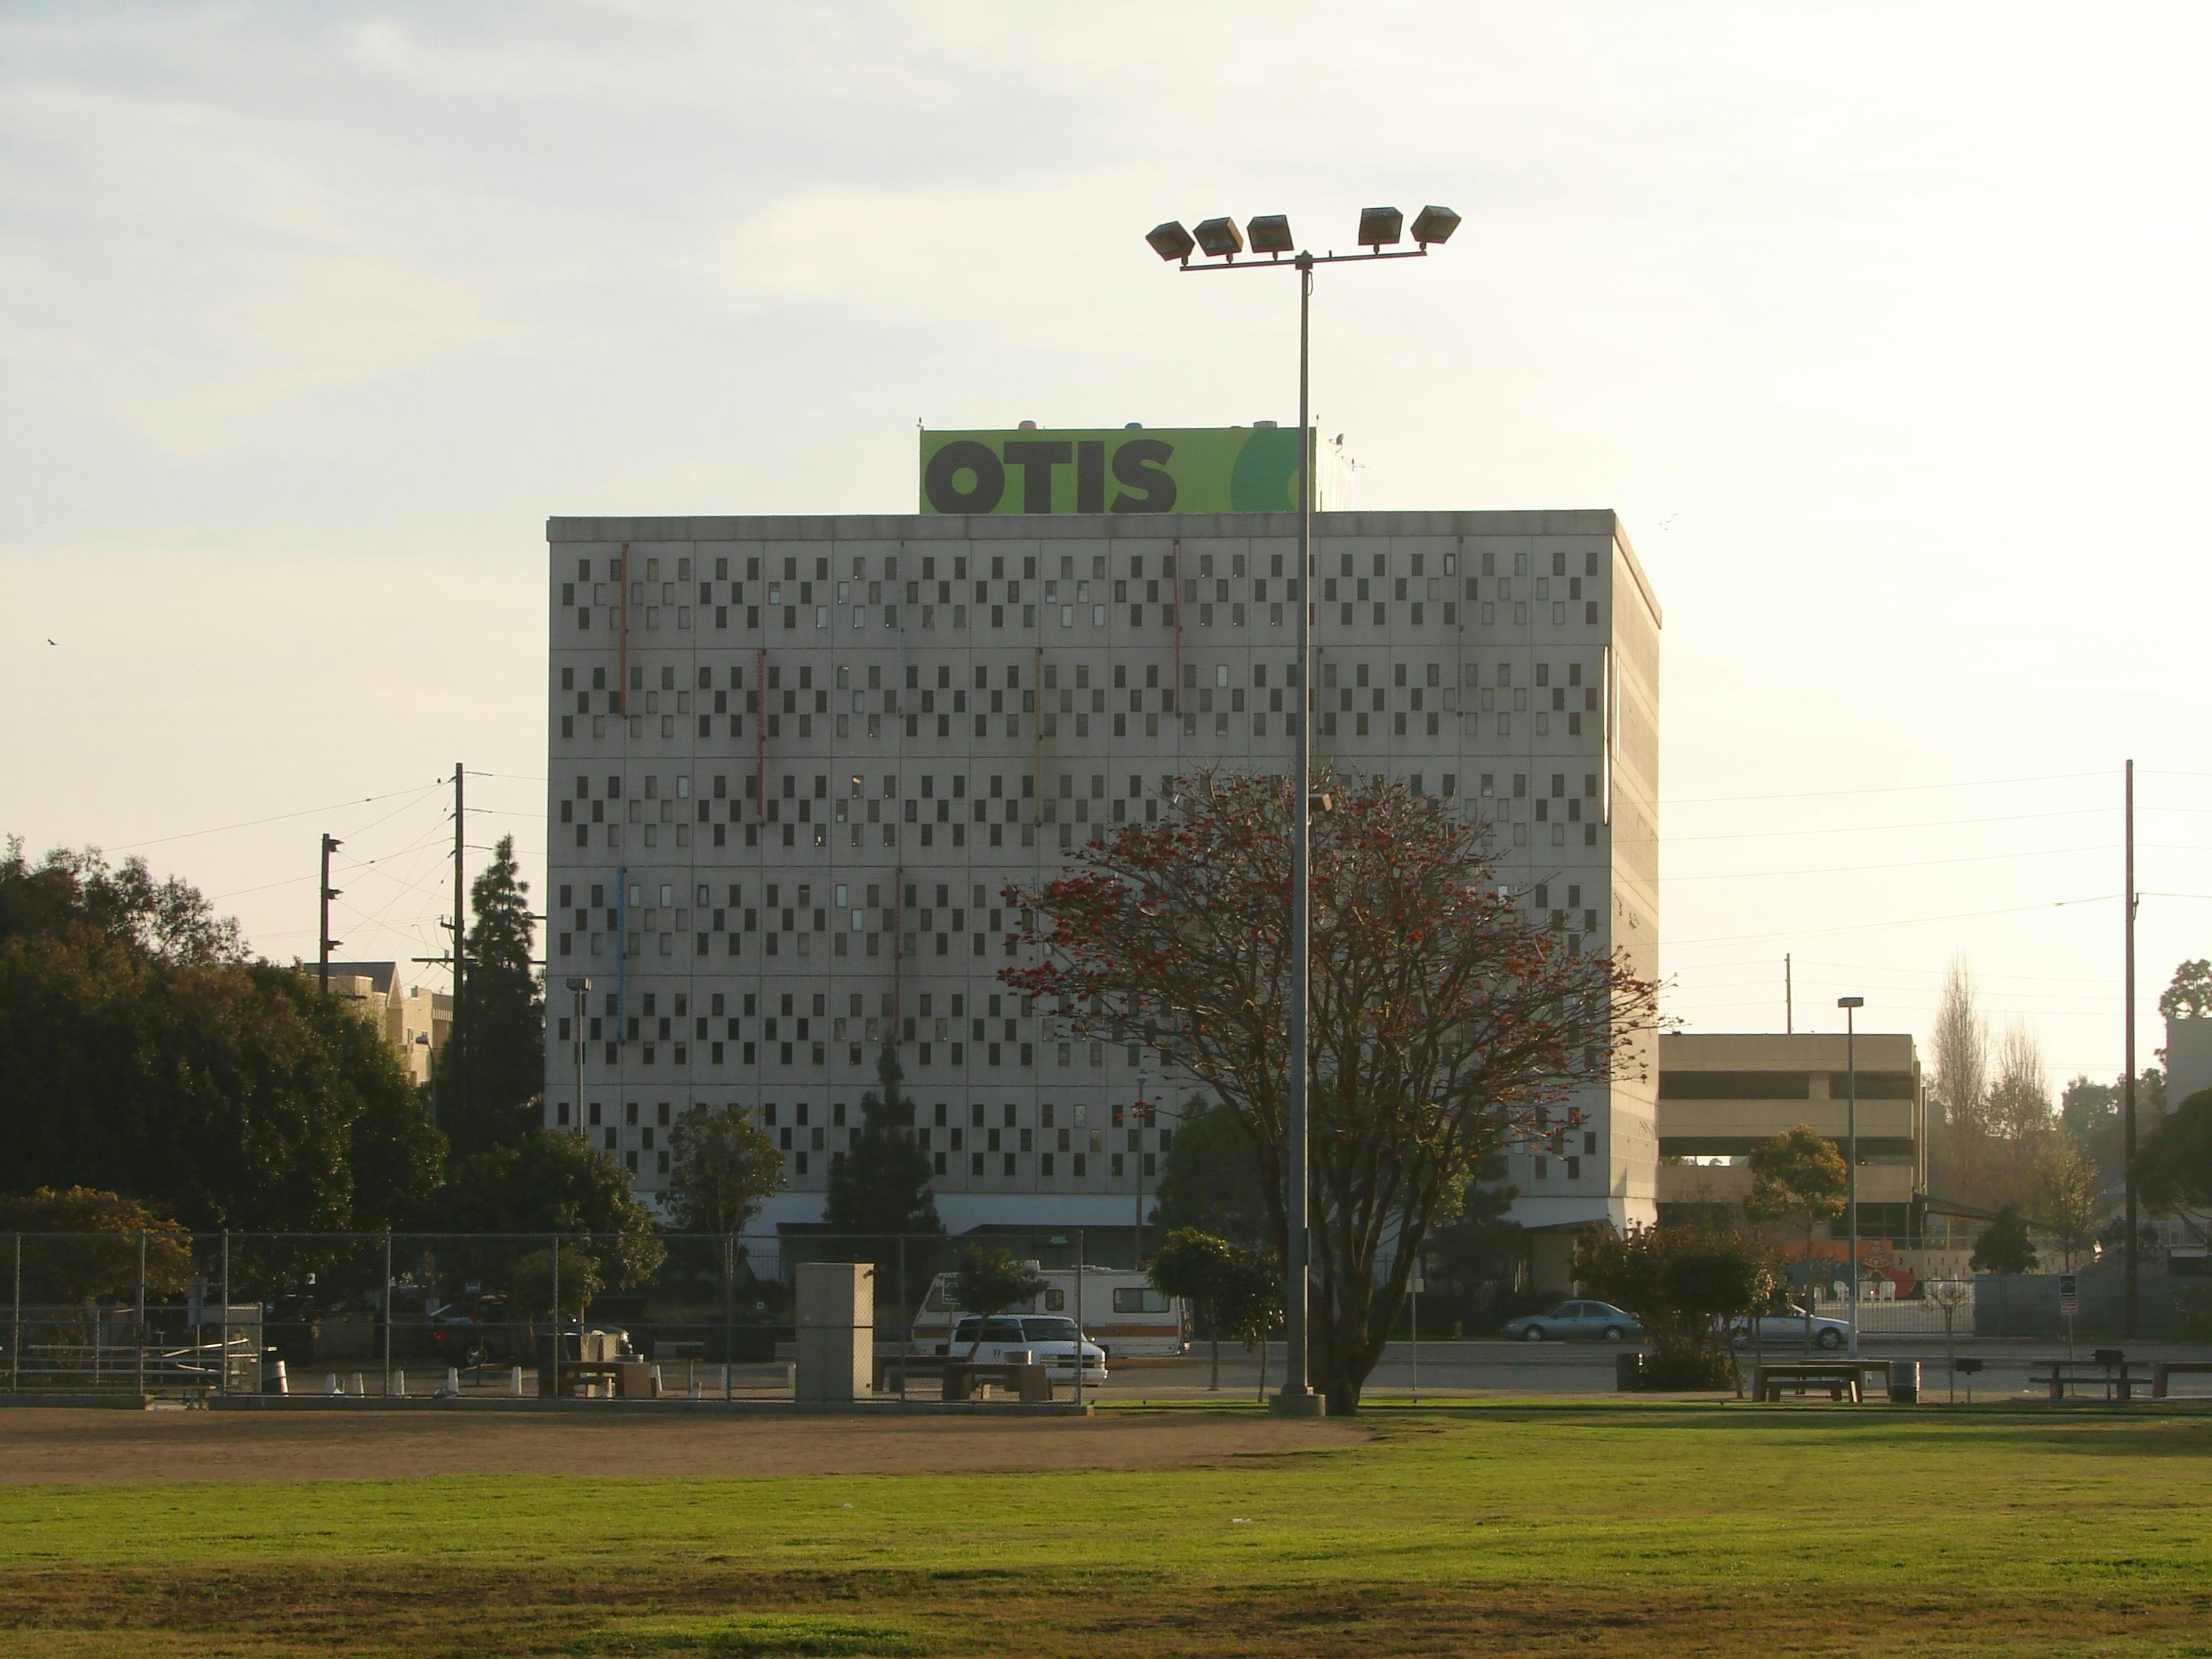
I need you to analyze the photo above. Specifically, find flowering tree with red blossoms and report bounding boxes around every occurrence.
[1002,768,1660,1413]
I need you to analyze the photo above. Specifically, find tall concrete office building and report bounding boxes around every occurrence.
[544,430,1661,1272]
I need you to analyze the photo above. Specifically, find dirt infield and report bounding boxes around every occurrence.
[0,1408,1368,1484]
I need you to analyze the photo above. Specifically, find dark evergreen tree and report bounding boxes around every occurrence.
[441,835,544,1158]
[822,1046,943,1242]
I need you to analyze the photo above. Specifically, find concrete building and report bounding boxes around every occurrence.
[542,498,1661,1264]
[2166,1015,2212,1113]
[1655,1031,1925,1249]
[318,961,451,1087]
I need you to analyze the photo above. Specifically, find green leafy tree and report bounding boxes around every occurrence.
[2031,1138,2102,1269]
[1969,1207,2038,1275]
[1421,1156,1523,1334]
[1148,1228,1280,1397]
[948,1246,1046,1357]
[667,1101,786,1335]
[505,1246,604,1324]
[1152,1105,1272,1247]
[0,1187,194,1307]
[822,1048,943,1242]
[2159,960,2212,1022]
[441,836,544,1158]
[2060,1075,2126,1188]
[2137,1087,2212,1227]
[0,845,443,1230]
[1006,768,1660,1413]
[1745,1124,1849,1349]
[1575,1223,1776,1390]
[436,1128,665,1297]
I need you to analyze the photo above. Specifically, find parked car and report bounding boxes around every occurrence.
[424,1295,530,1369]
[940,1314,1108,1382]
[1503,1300,1643,1342]
[1724,1306,1849,1350]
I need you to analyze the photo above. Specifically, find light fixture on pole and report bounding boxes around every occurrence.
[565,976,592,1131]
[1133,1066,1150,1267]
[1838,996,1864,1357]
[1149,204,1458,1418]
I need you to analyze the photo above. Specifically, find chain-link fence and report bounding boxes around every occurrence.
[1,1229,1164,1404]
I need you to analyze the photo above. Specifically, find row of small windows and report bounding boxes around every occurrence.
[565,546,1603,588]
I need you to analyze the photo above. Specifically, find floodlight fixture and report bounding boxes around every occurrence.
[1357,205,1403,248]
[1192,216,1245,259]
[1838,995,1863,1009]
[1410,204,1461,247]
[1246,214,1295,256]
[1146,221,1196,264]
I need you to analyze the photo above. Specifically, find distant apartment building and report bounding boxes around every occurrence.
[541,431,1663,1269]
[319,961,451,1088]
[1656,1031,1925,1246]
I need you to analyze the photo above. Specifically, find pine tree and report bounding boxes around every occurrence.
[442,835,544,1159]
[823,1046,943,1242]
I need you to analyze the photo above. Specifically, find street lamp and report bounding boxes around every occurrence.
[565,976,592,1133]
[1838,995,1863,1356]
[1133,1066,1150,1267]
[1149,204,1459,1419]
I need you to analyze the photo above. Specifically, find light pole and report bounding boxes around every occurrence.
[1149,204,1459,1417]
[565,976,591,1133]
[1133,1066,1149,1268]
[1838,995,1863,1357]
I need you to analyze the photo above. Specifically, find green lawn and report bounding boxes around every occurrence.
[6,1406,2212,1656]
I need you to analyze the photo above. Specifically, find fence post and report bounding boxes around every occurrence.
[382,1231,393,1399]
[10,1233,19,1393]
[1074,1228,1084,1411]
[220,1230,230,1398]
[550,1234,560,1396]
[723,1231,734,1383]
[897,1233,909,1403]
[135,1228,146,1399]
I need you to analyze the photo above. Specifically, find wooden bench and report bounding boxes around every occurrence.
[2028,1360,2151,1401]
[2151,1361,2212,1399]
[942,1362,1053,1403]
[873,1353,944,1392]
[1753,1360,1891,1403]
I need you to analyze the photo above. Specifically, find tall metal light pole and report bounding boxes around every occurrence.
[565,976,592,1133]
[1148,204,1459,1417]
[1838,995,1864,1357]
[1132,1066,1150,1268]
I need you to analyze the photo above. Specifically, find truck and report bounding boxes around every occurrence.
[909,1264,1187,1358]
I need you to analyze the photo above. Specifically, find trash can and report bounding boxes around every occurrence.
[1615,1352,1643,1392]
[1887,1360,1920,1404]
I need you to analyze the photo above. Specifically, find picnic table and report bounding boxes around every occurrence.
[2028,1359,2151,1401]
[553,1359,655,1399]
[1752,1359,1892,1403]
[941,1361,1053,1403]
[2152,1360,2212,1399]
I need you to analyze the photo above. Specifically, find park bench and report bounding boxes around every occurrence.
[1752,1360,1891,1403]
[942,1361,1053,1403]
[2151,1361,2212,1399]
[2028,1359,2150,1401]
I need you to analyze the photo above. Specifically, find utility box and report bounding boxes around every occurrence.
[795,1262,873,1403]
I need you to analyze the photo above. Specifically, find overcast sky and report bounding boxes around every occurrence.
[4,1,2206,1088]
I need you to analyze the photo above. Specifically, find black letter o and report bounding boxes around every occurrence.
[925,441,1005,513]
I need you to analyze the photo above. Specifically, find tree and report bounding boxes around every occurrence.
[441,836,544,1158]
[822,1048,943,1241]
[1575,1223,1776,1390]
[2060,1075,2125,1188]
[0,848,444,1231]
[2136,1086,2212,1228]
[667,1106,785,1239]
[2159,960,2212,1022]
[1986,1019,2054,1201]
[1005,768,1660,1414]
[1745,1125,1848,1351]
[0,1187,194,1307]
[1149,1229,1284,1398]
[436,1129,665,1297]
[505,1246,603,1325]
[2030,1138,2102,1269]
[1928,953,1990,1202]
[1421,1155,1524,1335]
[948,1246,1046,1356]
[1969,1207,2038,1275]
[1151,1105,1272,1247]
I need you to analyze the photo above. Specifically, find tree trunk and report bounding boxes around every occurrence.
[1209,1334,1220,1392]
[1255,1338,1268,1403]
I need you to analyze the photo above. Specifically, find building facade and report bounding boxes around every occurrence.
[1655,1031,1926,1243]
[543,507,1661,1257]
[318,961,451,1088]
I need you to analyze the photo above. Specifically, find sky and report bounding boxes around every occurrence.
[3,1,2207,1090]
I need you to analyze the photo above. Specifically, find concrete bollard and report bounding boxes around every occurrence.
[444,1367,461,1394]
[264,1358,289,1396]
[347,1372,365,1397]
[508,1365,523,1397]
[392,1370,405,1398]
[325,1372,341,1397]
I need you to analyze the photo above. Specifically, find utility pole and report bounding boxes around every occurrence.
[319,835,343,994]
[2124,758,2139,1340]
[1785,953,1793,1035]
[452,762,467,1135]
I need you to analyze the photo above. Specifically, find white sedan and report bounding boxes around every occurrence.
[1725,1306,1850,1349]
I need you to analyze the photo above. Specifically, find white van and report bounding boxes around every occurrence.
[945,1315,1109,1382]
[910,1264,1187,1358]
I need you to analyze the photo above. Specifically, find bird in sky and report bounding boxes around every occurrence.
[47,637,58,646]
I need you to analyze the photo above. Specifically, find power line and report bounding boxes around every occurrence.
[1667,894,2118,948]
[1661,843,2113,883]
[106,781,448,853]
[1660,770,2106,807]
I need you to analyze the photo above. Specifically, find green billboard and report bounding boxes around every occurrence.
[918,426,1313,516]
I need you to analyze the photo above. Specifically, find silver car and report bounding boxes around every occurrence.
[1503,1300,1644,1342]
[1726,1305,1849,1350]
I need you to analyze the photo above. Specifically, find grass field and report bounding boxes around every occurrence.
[5,1403,2211,1657]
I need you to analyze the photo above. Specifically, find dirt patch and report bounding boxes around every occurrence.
[0,1408,1369,1484]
